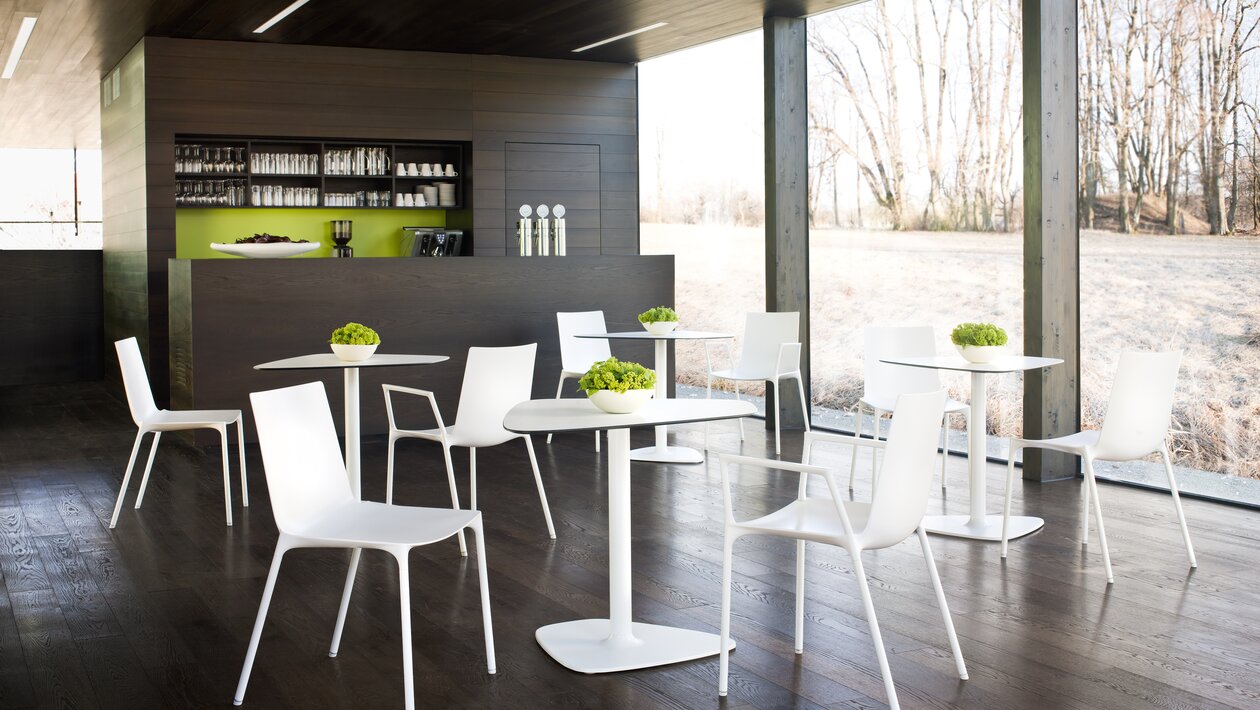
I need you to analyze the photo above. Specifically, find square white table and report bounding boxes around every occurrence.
[879,354,1063,541]
[576,330,732,464]
[255,353,448,498]
[504,397,755,673]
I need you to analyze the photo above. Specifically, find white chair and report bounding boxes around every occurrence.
[110,336,246,528]
[705,312,809,454]
[852,326,969,490]
[233,381,495,710]
[716,390,966,709]
[548,310,611,452]
[384,344,556,545]
[1001,350,1197,583]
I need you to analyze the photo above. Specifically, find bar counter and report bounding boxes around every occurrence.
[169,256,674,443]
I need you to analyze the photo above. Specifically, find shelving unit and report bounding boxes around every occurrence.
[174,136,467,210]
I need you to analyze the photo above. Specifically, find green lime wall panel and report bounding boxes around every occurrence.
[175,208,446,258]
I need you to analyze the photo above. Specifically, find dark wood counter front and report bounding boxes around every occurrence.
[169,256,673,444]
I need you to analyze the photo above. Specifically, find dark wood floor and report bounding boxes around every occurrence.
[1,380,1258,709]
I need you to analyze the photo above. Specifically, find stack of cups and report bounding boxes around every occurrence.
[436,182,456,206]
[421,185,439,206]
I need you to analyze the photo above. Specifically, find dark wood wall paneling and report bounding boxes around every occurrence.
[0,251,104,386]
[506,143,602,253]
[169,256,673,444]
[102,36,639,406]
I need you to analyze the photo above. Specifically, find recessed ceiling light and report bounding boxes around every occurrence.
[253,0,312,34]
[572,22,668,53]
[2,16,38,80]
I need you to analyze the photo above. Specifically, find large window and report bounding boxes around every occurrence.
[0,148,102,249]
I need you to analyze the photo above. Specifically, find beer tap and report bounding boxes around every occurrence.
[517,205,533,256]
[552,204,566,256]
[535,204,551,256]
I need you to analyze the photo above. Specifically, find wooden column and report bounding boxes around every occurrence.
[764,15,811,430]
[1022,0,1081,481]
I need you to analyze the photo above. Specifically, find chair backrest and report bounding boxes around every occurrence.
[737,312,800,375]
[250,381,355,534]
[1094,350,1182,460]
[556,311,611,374]
[862,326,942,401]
[115,337,159,425]
[453,343,538,447]
[860,390,947,550]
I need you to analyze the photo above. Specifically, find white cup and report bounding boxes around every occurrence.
[420,164,433,176]
[396,163,406,176]
[403,193,415,206]
[431,163,443,175]
[406,162,419,176]
[416,194,427,207]
[445,163,456,176]
[395,192,404,206]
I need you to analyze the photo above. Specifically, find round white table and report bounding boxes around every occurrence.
[879,354,1063,542]
[576,330,732,464]
[255,353,448,499]
[504,397,754,674]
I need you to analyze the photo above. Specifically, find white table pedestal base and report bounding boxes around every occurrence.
[630,442,704,464]
[923,514,1044,541]
[535,619,734,673]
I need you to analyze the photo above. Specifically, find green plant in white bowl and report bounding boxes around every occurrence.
[329,322,381,361]
[578,357,657,413]
[638,306,679,335]
[950,322,1008,363]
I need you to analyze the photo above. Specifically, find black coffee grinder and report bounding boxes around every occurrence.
[331,220,353,257]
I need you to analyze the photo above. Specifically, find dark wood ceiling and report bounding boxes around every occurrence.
[0,0,859,149]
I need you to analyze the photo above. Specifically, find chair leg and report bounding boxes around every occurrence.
[938,422,949,490]
[328,547,362,657]
[850,550,900,710]
[386,434,399,505]
[1084,456,1114,583]
[1001,439,1019,559]
[705,374,712,450]
[469,448,478,512]
[771,380,781,455]
[469,518,497,674]
[110,430,147,528]
[795,376,810,432]
[734,381,745,442]
[523,436,556,539]
[794,539,805,654]
[219,425,233,526]
[394,550,416,710]
[849,406,864,490]
[595,430,600,453]
[133,431,162,509]
[233,544,287,706]
[236,417,249,507]
[1161,444,1197,568]
[546,374,565,445]
[1081,460,1091,546]
[871,413,879,487]
[917,528,968,680]
[440,444,467,556]
[718,535,735,697]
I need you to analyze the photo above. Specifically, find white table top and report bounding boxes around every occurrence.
[504,398,755,434]
[881,354,1063,374]
[575,330,733,341]
[255,353,449,370]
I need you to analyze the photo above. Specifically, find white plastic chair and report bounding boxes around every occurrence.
[384,344,556,546]
[547,310,611,452]
[233,381,495,710]
[705,312,809,454]
[1001,350,1197,583]
[110,336,247,528]
[852,326,969,490]
[716,390,966,709]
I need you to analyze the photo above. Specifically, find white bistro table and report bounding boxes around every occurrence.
[255,353,448,499]
[880,354,1063,541]
[504,397,755,673]
[576,330,732,464]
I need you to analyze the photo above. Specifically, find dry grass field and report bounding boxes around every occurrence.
[642,223,1260,478]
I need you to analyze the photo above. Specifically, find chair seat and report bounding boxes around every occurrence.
[734,497,871,547]
[144,408,240,430]
[710,367,799,382]
[1017,430,1100,456]
[394,425,517,449]
[560,369,587,379]
[861,396,967,416]
[298,500,479,548]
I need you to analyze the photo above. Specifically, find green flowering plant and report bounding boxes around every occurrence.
[329,322,381,345]
[637,306,679,324]
[577,357,656,394]
[950,322,1008,347]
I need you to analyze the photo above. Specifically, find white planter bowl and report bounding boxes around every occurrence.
[642,321,678,335]
[955,344,1006,364]
[588,388,654,414]
[331,343,379,361]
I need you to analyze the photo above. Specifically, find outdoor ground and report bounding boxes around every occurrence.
[642,223,1260,480]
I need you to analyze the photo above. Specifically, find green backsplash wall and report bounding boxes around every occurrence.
[175,209,446,258]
